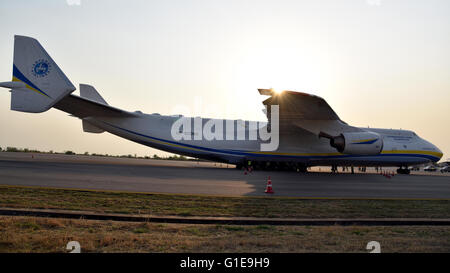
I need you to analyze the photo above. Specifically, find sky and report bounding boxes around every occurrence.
[0,0,449,160]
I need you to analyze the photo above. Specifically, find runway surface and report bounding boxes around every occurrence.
[0,152,449,198]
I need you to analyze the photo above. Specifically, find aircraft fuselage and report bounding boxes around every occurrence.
[81,112,442,167]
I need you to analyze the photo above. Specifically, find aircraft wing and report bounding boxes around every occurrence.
[259,89,363,136]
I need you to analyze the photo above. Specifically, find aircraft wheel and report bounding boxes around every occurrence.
[297,165,308,173]
[397,168,410,175]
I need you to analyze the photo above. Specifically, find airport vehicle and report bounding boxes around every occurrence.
[440,166,450,173]
[0,36,443,174]
[424,165,437,172]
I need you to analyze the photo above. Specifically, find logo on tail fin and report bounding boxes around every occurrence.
[31,59,51,77]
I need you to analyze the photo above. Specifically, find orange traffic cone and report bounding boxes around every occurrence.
[265,176,274,194]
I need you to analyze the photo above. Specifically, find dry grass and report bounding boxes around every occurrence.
[1,185,448,252]
[0,216,449,253]
[0,185,449,218]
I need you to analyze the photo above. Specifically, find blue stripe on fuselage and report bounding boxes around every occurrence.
[102,122,439,162]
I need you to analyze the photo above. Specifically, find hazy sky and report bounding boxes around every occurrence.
[0,0,449,160]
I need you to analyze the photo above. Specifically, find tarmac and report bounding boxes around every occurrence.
[0,152,449,199]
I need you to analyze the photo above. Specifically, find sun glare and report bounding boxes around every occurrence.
[271,88,285,95]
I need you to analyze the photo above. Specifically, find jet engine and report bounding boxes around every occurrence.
[319,131,383,155]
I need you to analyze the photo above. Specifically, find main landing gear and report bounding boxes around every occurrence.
[235,161,309,173]
[296,164,308,173]
[397,167,410,175]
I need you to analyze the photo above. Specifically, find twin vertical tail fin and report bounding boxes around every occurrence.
[0,35,76,113]
[79,84,107,133]
[80,84,108,105]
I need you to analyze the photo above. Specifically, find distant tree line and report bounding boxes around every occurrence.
[0,146,198,161]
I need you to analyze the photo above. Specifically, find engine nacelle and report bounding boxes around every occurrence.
[323,132,383,155]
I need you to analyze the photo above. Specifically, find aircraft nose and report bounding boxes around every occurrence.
[431,144,444,162]
[436,146,443,161]
[425,139,443,162]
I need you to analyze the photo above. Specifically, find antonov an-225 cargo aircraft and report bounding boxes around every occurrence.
[0,36,443,174]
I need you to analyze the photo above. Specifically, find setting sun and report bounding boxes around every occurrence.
[271,88,285,95]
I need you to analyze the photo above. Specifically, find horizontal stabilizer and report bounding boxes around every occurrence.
[0,81,26,89]
[54,94,137,118]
